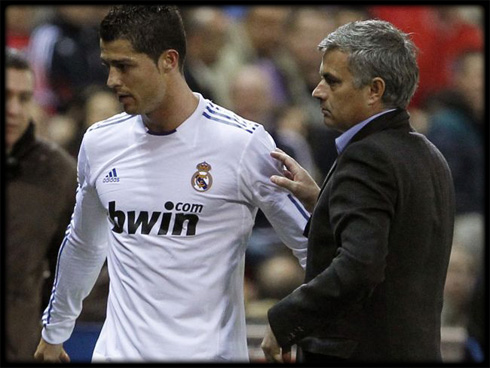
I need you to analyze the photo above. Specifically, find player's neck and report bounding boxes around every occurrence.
[143,80,199,133]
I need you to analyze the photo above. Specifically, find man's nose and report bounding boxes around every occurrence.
[106,68,121,89]
[6,95,21,116]
[312,81,326,100]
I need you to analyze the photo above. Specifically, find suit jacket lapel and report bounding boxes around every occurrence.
[303,158,337,236]
[319,159,337,195]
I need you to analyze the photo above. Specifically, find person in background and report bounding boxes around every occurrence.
[33,6,308,363]
[27,6,110,114]
[182,7,230,103]
[214,6,292,108]
[6,6,37,51]
[368,5,483,107]
[261,20,455,363]
[463,271,485,363]
[441,245,478,327]
[46,84,121,158]
[425,50,484,215]
[276,7,340,178]
[5,48,77,362]
[229,64,316,175]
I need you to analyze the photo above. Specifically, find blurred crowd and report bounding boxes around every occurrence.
[6,4,485,362]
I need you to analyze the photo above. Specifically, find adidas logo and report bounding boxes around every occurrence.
[103,168,120,183]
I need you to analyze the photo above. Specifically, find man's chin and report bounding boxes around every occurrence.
[122,105,140,115]
[322,118,343,133]
[322,117,334,128]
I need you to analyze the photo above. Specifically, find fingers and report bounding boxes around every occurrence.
[60,349,71,363]
[38,352,70,363]
[270,149,300,172]
[33,351,43,362]
[283,170,294,181]
[34,339,70,363]
[270,175,296,193]
[261,323,288,363]
[270,148,294,164]
[262,345,283,363]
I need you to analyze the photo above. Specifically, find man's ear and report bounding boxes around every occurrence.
[368,77,385,105]
[157,49,179,73]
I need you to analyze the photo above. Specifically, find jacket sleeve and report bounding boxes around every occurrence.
[41,139,109,344]
[268,141,397,347]
[238,126,309,268]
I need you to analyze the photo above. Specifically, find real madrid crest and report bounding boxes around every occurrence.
[191,162,213,192]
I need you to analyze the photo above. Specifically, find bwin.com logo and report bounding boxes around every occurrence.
[103,168,120,183]
[109,200,204,236]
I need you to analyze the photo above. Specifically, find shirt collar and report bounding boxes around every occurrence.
[335,109,396,154]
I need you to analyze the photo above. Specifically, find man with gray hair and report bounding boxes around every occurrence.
[261,20,455,363]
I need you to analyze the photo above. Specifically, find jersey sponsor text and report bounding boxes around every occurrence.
[108,200,203,236]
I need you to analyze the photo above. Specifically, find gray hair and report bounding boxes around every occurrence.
[318,19,419,109]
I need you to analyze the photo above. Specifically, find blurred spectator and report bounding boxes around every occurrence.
[230,64,316,174]
[332,5,371,28]
[255,252,305,301]
[425,50,484,214]
[6,6,38,51]
[275,7,340,179]
[275,7,335,123]
[46,85,121,157]
[369,5,483,107]
[405,107,431,135]
[452,212,484,262]
[442,212,483,331]
[215,6,292,107]
[181,7,231,103]
[83,86,121,127]
[431,6,484,95]
[463,270,485,363]
[245,252,304,322]
[280,7,336,107]
[6,48,77,362]
[27,6,110,114]
[442,245,478,327]
[222,6,248,20]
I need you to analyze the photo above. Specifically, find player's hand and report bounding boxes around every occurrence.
[261,324,291,363]
[270,148,320,213]
[34,338,70,363]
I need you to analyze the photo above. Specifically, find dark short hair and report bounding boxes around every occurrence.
[6,47,32,71]
[99,5,186,73]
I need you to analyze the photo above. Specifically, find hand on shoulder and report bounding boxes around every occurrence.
[270,149,320,213]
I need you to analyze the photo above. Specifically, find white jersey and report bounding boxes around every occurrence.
[42,94,308,362]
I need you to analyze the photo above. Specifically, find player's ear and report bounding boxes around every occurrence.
[367,77,385,106]
[158,50,179,73]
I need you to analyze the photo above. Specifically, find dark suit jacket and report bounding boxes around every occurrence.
[268,109,455,363]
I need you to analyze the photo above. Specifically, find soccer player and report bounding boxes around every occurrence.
[33,6,308,362]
